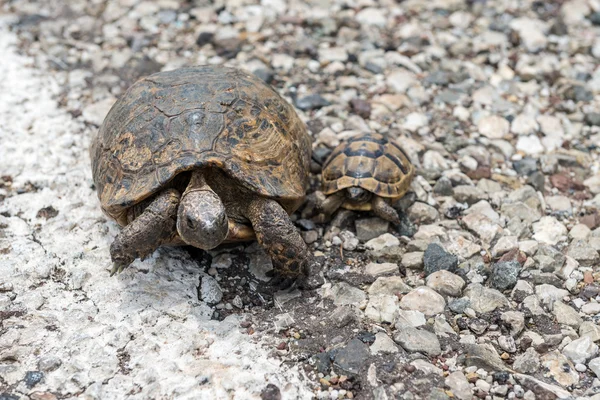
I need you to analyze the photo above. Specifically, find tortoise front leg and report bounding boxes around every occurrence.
[110,189,180,275]
[244,196,318,291]
[372,196,401,224]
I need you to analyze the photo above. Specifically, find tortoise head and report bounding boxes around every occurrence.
[345,187,372,203]
[177,187,228,250]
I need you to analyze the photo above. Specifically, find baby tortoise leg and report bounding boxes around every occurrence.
[244,196,317,292]
[319,191,345,216]
[372,196,401,225]
[110,189,180,275]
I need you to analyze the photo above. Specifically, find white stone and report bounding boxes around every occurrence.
[562,336,599,364]
[82,97,116,126]
[370,332,399,354]
[509,18,548,53]
[584,174,600,194]
[396,309,427,327]
[365,233,400,251]
[365,295,399,323]
[569,224,591,240]
[581,303,600,315]
[386,69,416,93]
[511,114,539,135]
[403,112,429,132]
[478,115,509,139]
[516,135,544,155]
[491,236,518,257]
[532,216,567,245]
[537,115,564,137]
[355,7,387,27]
[589,357,600,378]
[545,195,572,213]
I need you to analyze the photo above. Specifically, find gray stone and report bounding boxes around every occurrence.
[444,371,472,400]
[498,335,517,353]
[546,195,572,214]
[327,282,367,306]
[535,284,568,305]
[402,251,424,270]
[580,321,600,342]
[370,332,399,355]
[567,239,599,267]
[552,301,583,328]
[368,276,411,296]
[423,243,458,276]
[37,355,62,372]
[513,347,540,374]
[463,343,507,371]
[333,339,370,376]
[464,284,510,313]
[329,306,357,329]
[448,298,470,314]
[356,218,390,242]
[426,270,465,297]
[453,185,486,205]
[201,275,223,305]
[433,177,454,196]
[399,286,446,316]
[365,262,399,277]
[393,325,441,356]
[489,261,521,291]
[501,311,525,336]
[589,357,600,378]
[513,373,572,399]
[562,336,599,364]
[407,202,439,224]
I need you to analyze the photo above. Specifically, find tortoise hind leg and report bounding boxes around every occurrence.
[244,196,319,292]
[372,196,401,225]
[110,189,180,275]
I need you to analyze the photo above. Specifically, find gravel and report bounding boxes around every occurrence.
[3,0,600,398]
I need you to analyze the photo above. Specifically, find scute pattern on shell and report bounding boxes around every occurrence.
[322,133,415,198]
[90,66,311,222]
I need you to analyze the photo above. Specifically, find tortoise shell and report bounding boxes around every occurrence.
[90,66,311,224]
[322,133,415,200]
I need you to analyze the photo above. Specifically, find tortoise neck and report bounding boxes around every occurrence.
[183,170,208,196]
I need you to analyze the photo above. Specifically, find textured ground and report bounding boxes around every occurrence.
[1,0,600,399]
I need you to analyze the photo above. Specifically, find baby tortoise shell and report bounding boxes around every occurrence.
[322,133,415,212]
[90,66,312,225]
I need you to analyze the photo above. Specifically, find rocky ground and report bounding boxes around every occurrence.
[1,0,600,399]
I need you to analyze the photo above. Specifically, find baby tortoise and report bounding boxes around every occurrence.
[90,66,316,290]
[320,133,415,224]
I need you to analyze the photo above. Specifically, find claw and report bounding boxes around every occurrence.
[110,262,126,276]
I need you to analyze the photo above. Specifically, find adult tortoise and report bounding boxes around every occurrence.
[90,66,315,289]
[320,133,415,224]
